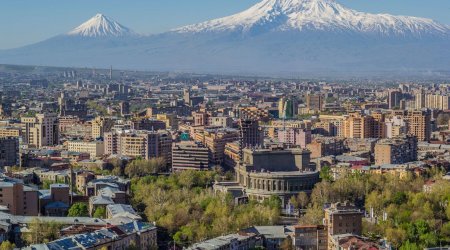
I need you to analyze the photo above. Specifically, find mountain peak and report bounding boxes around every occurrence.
[175,0,449,36]
[67,13,135,37]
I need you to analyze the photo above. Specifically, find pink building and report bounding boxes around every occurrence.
[278,128,311,148]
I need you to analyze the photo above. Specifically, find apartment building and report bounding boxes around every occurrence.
[194,128,239,165]
[374,136,418,165]
[172,141,210,171]
[21,113,59,147]
[0,181,39,216]
[68,140,105,159]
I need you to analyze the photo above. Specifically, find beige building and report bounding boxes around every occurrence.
[21,113,59,148]
[68,140,105,159]
[194,128,239,165]
[374,136,417,165]
[104,130,171,163]
[390,110,431,141]
[91,116,115,139]
[0,126,21,138]
[156,113,179,129]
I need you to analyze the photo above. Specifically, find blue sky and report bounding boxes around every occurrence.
[1,0,449,49]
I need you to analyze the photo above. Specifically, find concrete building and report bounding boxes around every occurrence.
[0,127,21,138]
[195,128,240,165]
[0,180,39,216]
[292,225,327,250]
[232,147,319,205]
[385,116,407,139]
[129,118,166,131]
[307,137,346,158]
[21,113,59,147]
[324,202,363,250]
[391,110,431,141]
[239,119,264,148]
[306,94,323,112]
[156,113,179,129]
[172,141,210,171]
[104,130,171,160]
[388,89,402,109]
[91,117,115,139]
[0,137,19,167]
[374,136,418,165]
[67,140,105,159]
[277,128,311,148]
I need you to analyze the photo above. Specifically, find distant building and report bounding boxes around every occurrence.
[68,140,105,159]
[21,113,59,148]
[91,116,115,139]
[374,136,417,165]
[0,137,19,167]
[195,128,240,165]
[172,141,210,171]
[278,128,311,148]
[239,119,264,148]
[104,130,170,161]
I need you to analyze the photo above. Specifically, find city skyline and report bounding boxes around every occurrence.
[1,0,450,49]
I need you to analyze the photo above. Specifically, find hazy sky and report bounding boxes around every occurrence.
[1,0,449,49]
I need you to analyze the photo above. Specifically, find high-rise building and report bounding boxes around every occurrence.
[119,101,130,116]
[91,117,115,139]
[183,89,191,106]
[391,110,431,141]
[172,141,210,171]
[374,136,417,165]
[278,97,298,119]
[414,89,425,110]
[306,94,323,112]
[0,137,19,167]
[424,94,450,110]
[21,113,59,148]
[388,89,402,109]
[239,119,264,148]
[385,116,407,138]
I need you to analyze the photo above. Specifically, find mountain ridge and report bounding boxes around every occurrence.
[174,0,450,37]
[0,1,449,76]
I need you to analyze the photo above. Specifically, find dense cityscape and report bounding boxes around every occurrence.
[1,0,450,249]
[0,65,447,250]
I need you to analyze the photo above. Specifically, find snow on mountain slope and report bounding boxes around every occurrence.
[175,0,450,36]
[67,13,136,37]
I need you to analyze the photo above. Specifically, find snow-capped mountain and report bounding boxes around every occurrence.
[67,13,136,37]
[175,0,449,36]
[0,0,449,77]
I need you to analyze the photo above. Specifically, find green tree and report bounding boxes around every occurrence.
[93,206,106,219]
[125,157,166,178]
[27,218,62,244]
[67,202,89,217]
[319,166,333,182]
[0,241,16,250]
